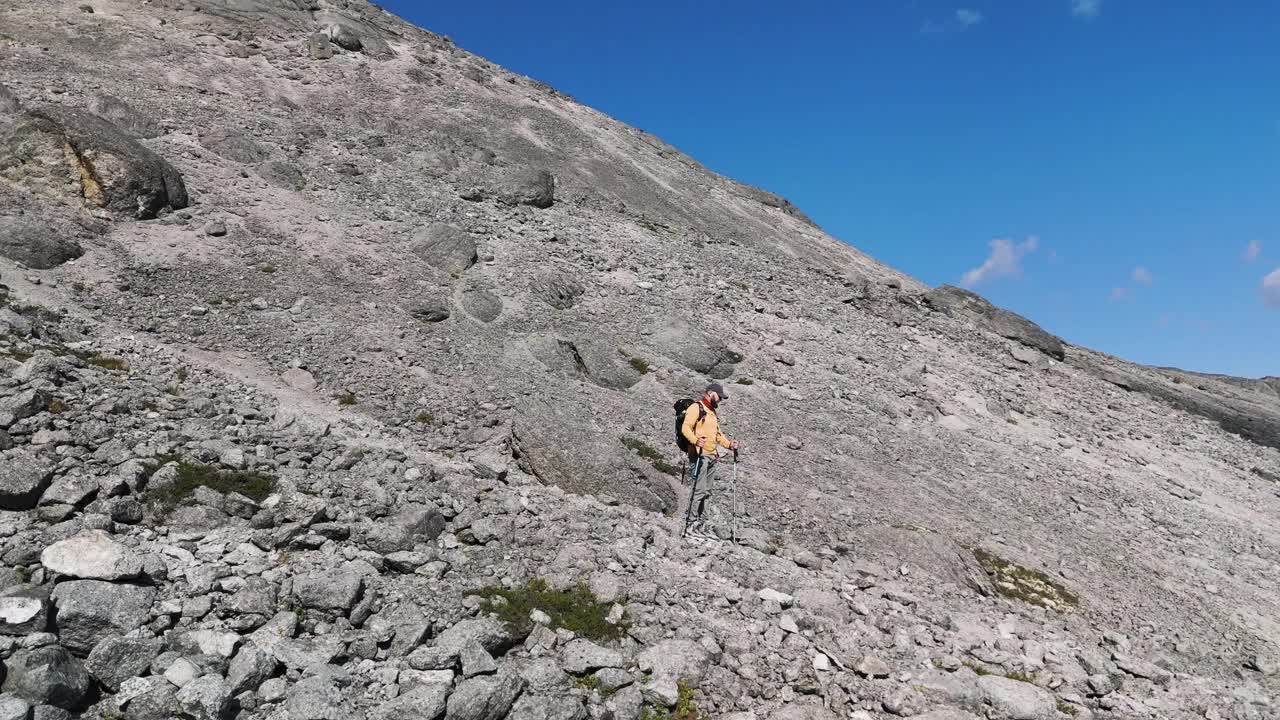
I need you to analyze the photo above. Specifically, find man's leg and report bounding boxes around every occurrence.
[689,456,718,536]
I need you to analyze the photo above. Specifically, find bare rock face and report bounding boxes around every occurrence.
[86,94,161,139]
[1,645,92,710]
[0,449,55,510]
[0,105,188,219]
[512,398,675,512]
[199,127,267,165]
[0,212,83,268]
[40,531,145,581]
[923,285,1065,360]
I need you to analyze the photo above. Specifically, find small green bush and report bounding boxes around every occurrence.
[260,264,277,274]
[639,682,706,720]
[415,410,434,424]
[972,548,1079,611]
[87,354,128,371]
[467,578,626,642]
[735,378,753,385]
[145,460,275,512]
[621,437,681,477]
[628,357,651,374]
[1057,700,1078,716]
[337,390,357,406]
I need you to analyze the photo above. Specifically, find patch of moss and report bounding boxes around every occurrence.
[337,390,357,406]
[1057,700,1078,716]
[86,354,128,371]
[145,459,275,512]
[621,436,681,477]
[972,548,1079,612]
[467,578,626,642]
[574,674,600,691]
[1003,669,1038,684]
[735,378,753,385]
[628,356,651,375]
[639,682,706,720]
[414,410,434,424]
[260,264,277,274]
[48,398,67,414]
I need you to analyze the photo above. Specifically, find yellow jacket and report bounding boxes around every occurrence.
[682,401,730,456]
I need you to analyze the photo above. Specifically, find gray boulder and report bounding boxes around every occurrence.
[86,94,161,139]
[293,568,363,613]
[559,639,623,675]
[0,695,31,720]
[40,531,145,581]
[84,636,162,691]
[923,286,1065,361]
[199,127,267,165]
[976,675,1056,720]
[0,390,50,429]
[410,297,451,323]
[506,695,586,720]
[654,321,743,377]
[0,594,48,635]
[461,289,502,323]
[410,224,478,276]
[0,646,91,710]
[528,336,641,391]
[434,616,518,657]
[498,168,554,209]
[283,676,348,720]
[256,160,306,190]
[0,450,55,511]
[0,83,18,114]
[174,675,232,720]
[308,32,334,60]
[0,215,83,269]
[1,106,188,219]
[445,673,525,720]
[636,640,712,687]
[226,643,278,695]
[372,681,451,720]
[49,580,156,655]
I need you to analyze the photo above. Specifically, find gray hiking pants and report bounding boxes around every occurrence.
[687,454,719,525]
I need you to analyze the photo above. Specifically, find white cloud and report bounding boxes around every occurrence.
[961,236,1039,287]
[1132,266,1154,285]
[1108,287,1130,302]
[921,8,984,34]
[1244,239,1263,263]
[1072,0,1102,19]
[1264,268,1280,308]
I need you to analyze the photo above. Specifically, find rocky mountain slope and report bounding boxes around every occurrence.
[1,1,1278,719]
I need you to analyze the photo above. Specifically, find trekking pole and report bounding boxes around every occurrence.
[731,450,739,544]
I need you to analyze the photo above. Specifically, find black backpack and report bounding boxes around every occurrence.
[673,399,705,454]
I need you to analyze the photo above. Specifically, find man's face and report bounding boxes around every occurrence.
[707,391,721,408]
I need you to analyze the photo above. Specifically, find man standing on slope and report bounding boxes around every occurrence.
[681,382,739,539]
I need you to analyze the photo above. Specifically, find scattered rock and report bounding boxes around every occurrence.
[39,531,144,581]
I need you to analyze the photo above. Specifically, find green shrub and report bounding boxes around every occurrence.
[87,354,128,371]
[467,578,626,642]
[145,460,275,512]
[621,437,681,477]
[415,410,434,424]
[337,390,357,406]
[735,378,753,385]
[628,357,651,374]
[972,548,1079,611]
[639,682,706,720]
[260,264,277,274]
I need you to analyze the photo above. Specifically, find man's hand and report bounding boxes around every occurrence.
[729,440,740,451]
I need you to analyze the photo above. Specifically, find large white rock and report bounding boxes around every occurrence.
[40,531,143,580]
[976,675,1056,720]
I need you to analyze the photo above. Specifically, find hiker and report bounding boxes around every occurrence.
[679,382,739,539]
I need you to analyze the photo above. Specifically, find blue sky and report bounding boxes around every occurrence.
[380,0,1280,377]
